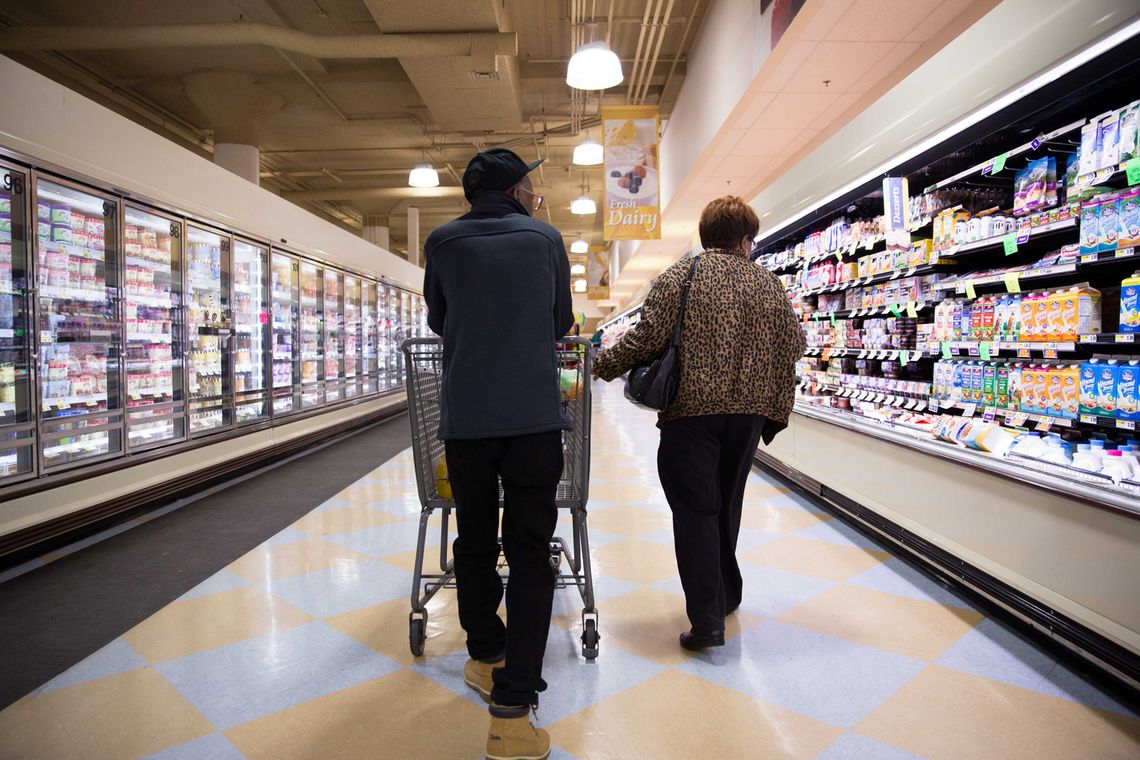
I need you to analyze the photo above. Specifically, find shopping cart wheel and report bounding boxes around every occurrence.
[581,615,600,659]
[409,612,427,657]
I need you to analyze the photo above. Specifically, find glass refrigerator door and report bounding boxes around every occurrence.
[186,226,232,435]
[323,269,343,403]
[395,289,410,386]
[361,281,376,395]
[35,178,123,469]
[343,275,361,399]
[233,240,269,424]
[123,206,185,451]
[299,261,323,408]
[270,251,300,416]
[0,164,35,481]
[380,284,397,389]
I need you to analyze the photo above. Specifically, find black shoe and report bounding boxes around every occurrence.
[680,630,725,651]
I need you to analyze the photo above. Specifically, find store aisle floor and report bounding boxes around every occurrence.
[2,381,1138,759]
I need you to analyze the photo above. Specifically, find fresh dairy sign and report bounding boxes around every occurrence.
[602,106,662,241]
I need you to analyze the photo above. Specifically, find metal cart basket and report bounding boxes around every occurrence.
[401,337,598,659]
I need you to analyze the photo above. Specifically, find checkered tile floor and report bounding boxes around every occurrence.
[3,381,1138,758]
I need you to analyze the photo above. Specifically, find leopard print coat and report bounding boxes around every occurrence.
[594,248,806,435]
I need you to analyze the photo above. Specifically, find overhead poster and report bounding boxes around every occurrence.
[602,106,661,241]
[587,248,610,300]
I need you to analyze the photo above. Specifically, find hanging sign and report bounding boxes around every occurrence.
[882,176,911,256]
[602,106,661,241]
[587,248,611,300]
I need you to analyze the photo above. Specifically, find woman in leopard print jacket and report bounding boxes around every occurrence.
[594,196,806,650]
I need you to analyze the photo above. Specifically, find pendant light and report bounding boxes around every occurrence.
[571,195,596,215]
[566,40,623,91]
[574,279,588,293]
[572,138,603,166]
[570,239,589,254]
[408,148,440,188]
[570,262,587,274]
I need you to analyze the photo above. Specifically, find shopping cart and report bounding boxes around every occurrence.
[401,337,599,659]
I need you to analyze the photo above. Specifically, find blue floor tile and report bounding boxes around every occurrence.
[156,621,401,729]
[177,570,250,602]
[846,557,972,610]
[141,733,246,760]
[322,519,431,557]
[676,619,926,728]
[815,732,924,759]
[652,562,834,618]
[260,526,314,547]
[266,561,411,618]
[37,638,148,694]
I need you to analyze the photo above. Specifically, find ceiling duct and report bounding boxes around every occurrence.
[363,0,524,132]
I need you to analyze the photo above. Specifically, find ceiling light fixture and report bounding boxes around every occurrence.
[574,279,588,293]
[571,262,587,274]
[573,139,603,166]
[570,239,589,254]
[408,163,439,188]
[571,195,596,215]
[566,40,623,91]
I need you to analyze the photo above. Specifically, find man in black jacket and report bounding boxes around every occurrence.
[423,147,573,760]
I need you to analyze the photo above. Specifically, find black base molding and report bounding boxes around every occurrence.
[754,449,1140,704]
[0,401,407,565]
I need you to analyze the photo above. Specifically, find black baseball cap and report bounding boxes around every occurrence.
[462,147,544,201]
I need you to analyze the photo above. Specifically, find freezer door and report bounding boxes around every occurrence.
[186,225,233,435]
[0,164,36,481]
[361,280,376,396]
[270,250,300,416]
[343,274,362,399]
[35,177,124,470]
[323,268,344,403]
[123,206,186,452]
[233,239,270,425]
[299,261,324,409]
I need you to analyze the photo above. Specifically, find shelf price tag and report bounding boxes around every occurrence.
[1003,272,1021,293]
[990,151,1009,174]
[941,341,952,359]
[906,301,919,318]
[899,350,910,366]
[829,312,837,326]
[1043,348,1059,360]
[1016,347,1031,358]
[964,281,977,299]
[1126,156,1140,186]
[1081,252,1099,263]
[1035,416,1054,432]
[983,407,997,422]
[1016,219,1032,245]
[1115,247,1135,259]
[1080,334,1097,343]
[1009,412,1029,427]
[888,304,902,318]
[1002,234,1018,256]
[1080,414,1097,425]
[1116,333,1135,343]
[1118,420,1137,431]
[961,403,977,417]
[979,342,992,360]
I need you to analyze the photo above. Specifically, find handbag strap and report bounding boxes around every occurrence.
[670,255,700,348]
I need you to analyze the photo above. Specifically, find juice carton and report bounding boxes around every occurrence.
[1097,360,1120,417]
[1020,295,1038,341]
[1045,291,1065,342]
[1099,196,1121,253]
[1008,363,1024,411]
[1020,365,1039,414]
[1119,190,1140,249]
[1079,202,1100,256]
[1062,285,1101,340]
[996,363,1010,409]
[1061,364,1080,419]
[1033,293,1052,342]
[983,364,996,407]
[971,362,985,403]
[1080,360,1100,416]
[951,362,966,403]
[952,299,965,340]
[1008,294,1022,340]
[1046,366,1066,417]
[1120,272,1140,334]
[970,300,983,340]
[1118,361,1140,421]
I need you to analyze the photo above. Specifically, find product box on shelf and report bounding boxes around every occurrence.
[1118,361,1140,422]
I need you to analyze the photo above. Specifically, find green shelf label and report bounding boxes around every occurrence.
[1002,234,1018,256]
[1127,157,1140,186]
[991,151,1009,174]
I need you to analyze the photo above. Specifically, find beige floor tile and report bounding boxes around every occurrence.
[226,670,488,759]
[857,665,1140,759]
[124,587,313,663]
[0,669,212,759]
[590,539,680,585]
[583,505,673,537]
[588,481,660,504]
[291,506,401,537]
[377,545,446,574]
[550,669,842,758]
[334,482,416,505]
[739,502,831,532]
[227,538,372,582]
[744,480,792,501]
[326,596,467,666]
[741,535,889,581]
[778,585,983,661]
[555,587,762,666]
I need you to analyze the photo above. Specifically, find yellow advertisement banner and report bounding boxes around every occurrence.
[602,106,661,241]
[587,248,610,300]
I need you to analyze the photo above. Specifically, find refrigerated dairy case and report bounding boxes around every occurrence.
[0,159,422,493]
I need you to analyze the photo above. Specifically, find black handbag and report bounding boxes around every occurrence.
[624,255,700,411]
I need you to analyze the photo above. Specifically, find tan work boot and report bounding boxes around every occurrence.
[486,707,550,760]
[463,657,504,703]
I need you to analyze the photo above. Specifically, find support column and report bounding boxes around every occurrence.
[363,214,390,250]
[407,206,420,267]
[182,70,284,186]
[213,143,261,185]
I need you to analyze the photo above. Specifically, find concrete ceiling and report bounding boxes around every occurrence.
[0,0,708,265]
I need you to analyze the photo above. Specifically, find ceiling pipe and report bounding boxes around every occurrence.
[282,186,465,202]
[637,0,675,104]
[660,0,703,104]
[625,0,659,102]
[0,23,518,58]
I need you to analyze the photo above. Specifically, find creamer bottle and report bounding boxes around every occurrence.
[1121,272,1140,334]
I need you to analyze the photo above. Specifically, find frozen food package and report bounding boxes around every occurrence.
[1012,165,1030,214]
[1079,119,1100,177]
[1098,111,1121,170]
[1045,156,1057,208]
[1120,103,1140,163]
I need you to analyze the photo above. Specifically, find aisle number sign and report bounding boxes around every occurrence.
[602,106,661,241]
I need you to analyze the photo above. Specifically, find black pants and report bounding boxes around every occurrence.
[657,414,766,634]
[445,430,563,708]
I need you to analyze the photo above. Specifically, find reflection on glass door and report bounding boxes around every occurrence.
[35,178,123,469]
[395,289,410,385]
[270,251,299,416]
[323,269,343,403]
[186,226,231,435]
[233,240,269,425]
[0,164,35,480]
[123,206,184,451]
[299,262,323,408]
[361,281,376,396]
[378,284,397,389]
[344,275,361,399]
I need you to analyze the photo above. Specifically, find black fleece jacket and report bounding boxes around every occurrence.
[423,191,575,439]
